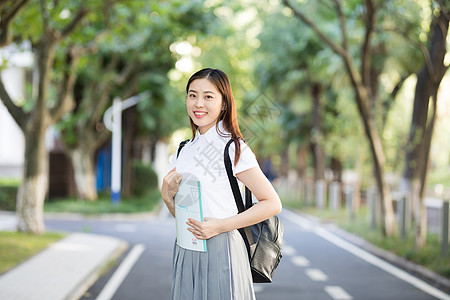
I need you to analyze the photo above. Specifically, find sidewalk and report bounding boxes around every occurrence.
[0,211,17,230]
[0,230,127,300]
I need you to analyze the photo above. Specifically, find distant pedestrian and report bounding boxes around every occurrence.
[261,158,277,183]
[161,68,282,300]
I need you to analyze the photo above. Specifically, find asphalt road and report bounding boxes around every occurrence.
[45,208,449,300]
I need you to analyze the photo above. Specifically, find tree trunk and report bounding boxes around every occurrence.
[68,147,97,201]
[122,107,138,197]
[311,83,325,181]
[355,75,396,236]
[296,144,308,179]
[16,121,48,234]
[279,146,289,178]
[401,7,449,248]
[1,5,88,235]
[149,136,158,164]
[330,157,342,182]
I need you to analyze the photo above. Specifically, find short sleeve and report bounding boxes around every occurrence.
[167,153,177,173]
[230,140,259,176]
[167,139,190,173]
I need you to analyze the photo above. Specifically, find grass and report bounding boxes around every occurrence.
[281,196,450,279]
[0,178,20,186]
[428,168,450,189]
[44,189,161,215]
[0,231,66,275]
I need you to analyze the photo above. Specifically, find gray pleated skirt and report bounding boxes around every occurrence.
[171,230,256,300]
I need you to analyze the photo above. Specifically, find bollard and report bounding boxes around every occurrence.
[315,180,326,210]
[306,180,313,206]
[298,178,304,205]
[345,186,354,220]
[400,194,407,240]
[441,200,449,257]
[366,187,376,229]
[329,182,340,211]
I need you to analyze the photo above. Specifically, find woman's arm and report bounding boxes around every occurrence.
[161,168,182,217]
[186,166,282,239]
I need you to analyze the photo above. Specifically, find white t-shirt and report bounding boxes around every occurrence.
[168,121,259,219]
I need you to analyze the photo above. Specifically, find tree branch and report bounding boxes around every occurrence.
[381,74,409,129]
[0,76,28,130]
[283,0,367,102]
[0,0,10,10]
[0,0,31,46]
[59,6,89,40]
[94,126,111,150]
[105,52,120,73]
[114,59,140,86]
[361,0,376,97]
[50,46,80,122]
[87,82,114,128]
[283,0,347,57]
[39,0,49,32]
[87,59,141,128]
[121,73,139,100]
[436,0,450,21]
[330,0,348,50]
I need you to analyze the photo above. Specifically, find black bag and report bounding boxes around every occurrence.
[224,139,283,283]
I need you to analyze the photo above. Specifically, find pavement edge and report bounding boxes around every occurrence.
[67,237,129,300]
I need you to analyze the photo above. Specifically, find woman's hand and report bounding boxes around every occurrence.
[161,168,182,217]
[186,217,225,240]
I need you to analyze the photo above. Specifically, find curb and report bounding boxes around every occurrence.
[1,201,164,223]
[0,232,129,300]
[44,211,158,222]
[68,237,129,300]
[44,201,164,221]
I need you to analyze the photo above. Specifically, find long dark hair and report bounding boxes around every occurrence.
[186,68,244,165]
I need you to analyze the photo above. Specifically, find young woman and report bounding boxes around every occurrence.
[161,68,282,300]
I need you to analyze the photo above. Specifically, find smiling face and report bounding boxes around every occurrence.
[186,78,224,134]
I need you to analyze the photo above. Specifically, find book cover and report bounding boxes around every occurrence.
[174,176,207,252]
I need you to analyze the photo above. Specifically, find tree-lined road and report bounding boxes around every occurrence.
[45,209,449,300]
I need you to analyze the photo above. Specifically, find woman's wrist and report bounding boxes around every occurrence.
[162,194,174,205]
[219,218,232,233]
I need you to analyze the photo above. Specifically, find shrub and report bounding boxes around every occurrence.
[0,185,18,211]
[132,161,158,196]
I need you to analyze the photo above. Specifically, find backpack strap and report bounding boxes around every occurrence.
[176,139,190,158]
[224,139,255,256]
[224,139,253,212]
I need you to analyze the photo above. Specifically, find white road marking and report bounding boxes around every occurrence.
[315,227,450,300]
[283,244,297,256]
[283,212,450,300]
[114,224,138,232]
[305,268,328,281]
[291,255,310,267]
[281,209,313,230]
[96,244,146,300]
[325,286,353,300]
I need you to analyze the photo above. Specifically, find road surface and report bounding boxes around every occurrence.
[45,208,450,300]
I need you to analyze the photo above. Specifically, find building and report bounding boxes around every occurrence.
[0,44,32,179]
